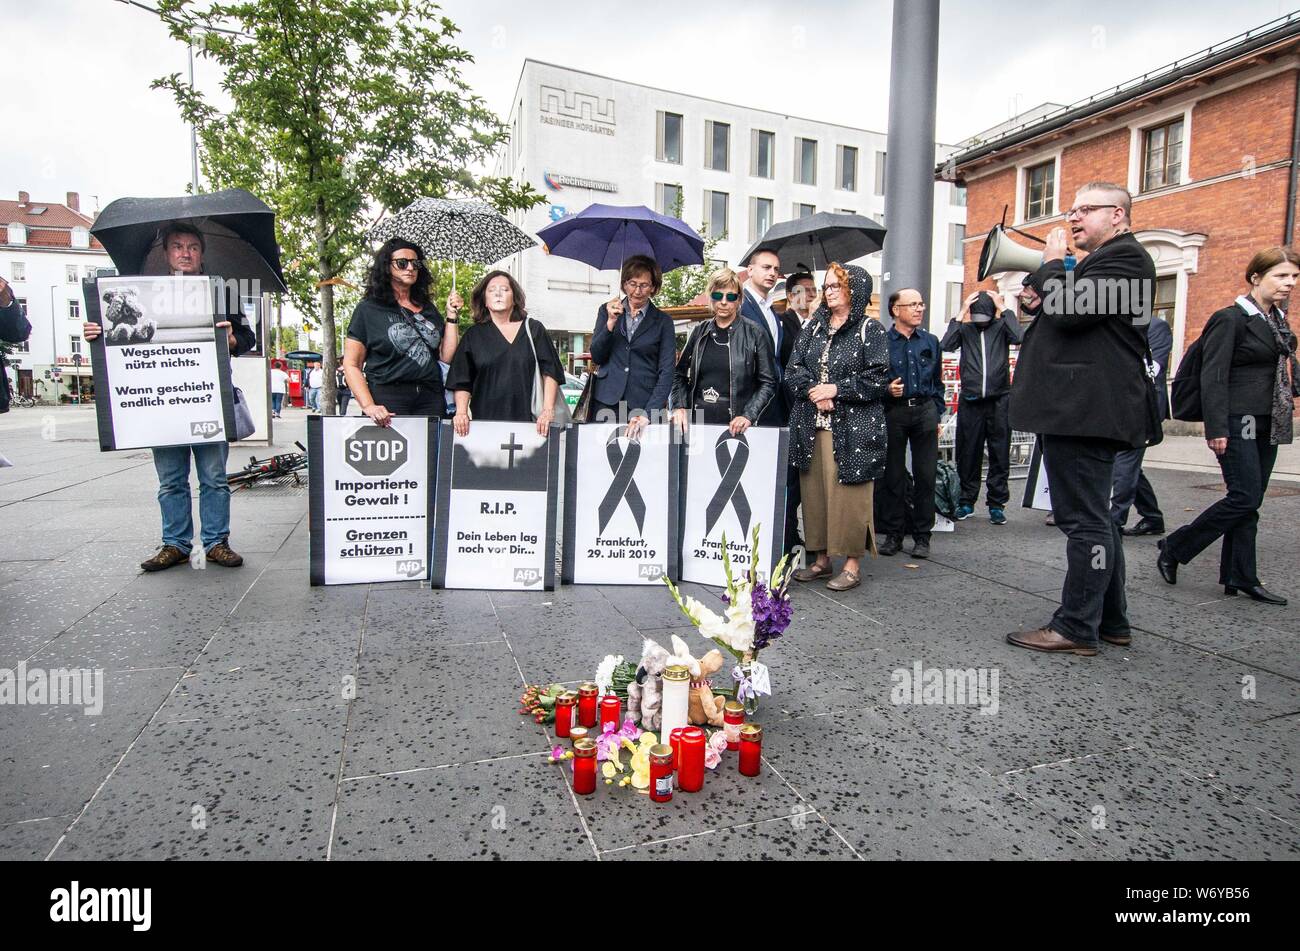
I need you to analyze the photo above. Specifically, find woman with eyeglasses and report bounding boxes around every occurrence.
[670,267,777,435]
[588,255,676,433]
[344,238,461,427]
[785,263,889,592]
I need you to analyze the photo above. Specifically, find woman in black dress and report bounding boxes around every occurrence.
[669,267,778,435]
[446,270,565,437]
[343,238,461,426]
[1158,246,1299,605]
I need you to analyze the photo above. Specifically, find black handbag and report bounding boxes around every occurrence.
[572,370,596,423]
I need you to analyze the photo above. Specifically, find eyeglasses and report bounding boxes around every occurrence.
[896,302,926,310]
[625,281,653,292]
[823,282,843,293]
[710,291,740,302]
[391,258,419,270]
[1064,204,1119,220]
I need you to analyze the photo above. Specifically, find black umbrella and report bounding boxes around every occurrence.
[284,350,322,363]
[739,211,887,274]
[90,188,287,293]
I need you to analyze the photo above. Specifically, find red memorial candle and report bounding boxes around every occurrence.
[577,682,598,728]
[649,744,674,803]
[678,726,706,792]
[739,724,763,777]
[554,692,577,738]
[599,694,620,733]
[572,738,597,795]
[723,700,745,751]
[669,727,686,770]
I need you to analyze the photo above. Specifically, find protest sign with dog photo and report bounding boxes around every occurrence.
[86,275,236,451]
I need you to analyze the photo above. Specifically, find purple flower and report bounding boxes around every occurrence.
[750,581,793,652]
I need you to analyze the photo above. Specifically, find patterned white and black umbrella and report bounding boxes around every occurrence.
[367,198,536,289]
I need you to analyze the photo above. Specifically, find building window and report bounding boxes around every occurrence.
[946,283,964,324]
[656,111,683,164]
[1142,118,1184,192]
[948,224,966,265]
[836,145,858,191]
[16,297,27,317]
[836,208,856,215]
[83,265,97,279]
[656,183,683,218]
[10,263,24,282]
[68,300,81,320]
[951,186,967,207]
[874,151,887,196]
[793,202,816,219]
[66,265,78,284]
[1153,274,1177,324]
[751,129,775,178]
[70,336,82,355]
[794,137,818,186]
[704,190,729,238]
[749,197,774,242]
[1024,160,1055,220]
[705,120,730,171]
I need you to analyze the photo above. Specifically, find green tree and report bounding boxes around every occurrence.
[657,192,723,307]
[152,0,543,412]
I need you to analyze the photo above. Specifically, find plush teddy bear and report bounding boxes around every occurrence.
[626,638,671,732]
[102,288,156,345]
[688,649,728,727]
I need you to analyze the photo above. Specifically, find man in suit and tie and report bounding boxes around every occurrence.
[590,255,677,435]
[741,248,805,554]
[1111,315,1171,535]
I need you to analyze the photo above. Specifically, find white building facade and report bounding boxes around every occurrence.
[493,60,968,356]
[1,191,112,403]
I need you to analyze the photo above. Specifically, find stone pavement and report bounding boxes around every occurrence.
[1,406,1296,860]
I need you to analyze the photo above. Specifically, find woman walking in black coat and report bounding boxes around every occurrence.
[784,262,890,592]
[1158,247,1299,605]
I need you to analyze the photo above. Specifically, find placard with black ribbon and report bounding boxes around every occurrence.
[679,424,787,587]
[85,275,236,451]
[308,415,436,586]
[561,423,680,585]
[1021,435,1052,511]
[431,419,560,590]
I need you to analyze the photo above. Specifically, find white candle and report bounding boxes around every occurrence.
[660,664,690,743]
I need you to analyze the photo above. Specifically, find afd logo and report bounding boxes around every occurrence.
[395,559,425,579]
[513,567,543,586]
[638,564,665,580]
[190,420,223,439]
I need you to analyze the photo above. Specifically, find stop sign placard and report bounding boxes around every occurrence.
[344,425,409,476]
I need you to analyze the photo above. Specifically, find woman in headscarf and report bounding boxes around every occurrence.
[784,262,890,591]
[1158,246,1299,605]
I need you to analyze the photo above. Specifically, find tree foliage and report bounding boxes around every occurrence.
[151,0,543,410]
[656,192,723,307]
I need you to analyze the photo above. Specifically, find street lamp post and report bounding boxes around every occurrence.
[48,284,59,406]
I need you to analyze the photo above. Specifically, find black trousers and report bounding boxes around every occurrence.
[1110,447,1163,526]
[368,380,444,416]
[1042,435,1129,645]
[1164,415,1277,587]
[955,394,1010,507]
[877,399,939,541]
[336,391,351,416]
[785,464,803,555]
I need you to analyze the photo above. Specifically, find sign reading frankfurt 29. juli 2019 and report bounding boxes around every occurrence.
[308,416,435,586]
[86,275,237,451]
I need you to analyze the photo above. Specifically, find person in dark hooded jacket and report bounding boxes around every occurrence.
[1,276,32,414]
[784,262,890,592]
[941,289,1024,523]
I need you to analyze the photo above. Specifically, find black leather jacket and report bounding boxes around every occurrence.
[669,316,778,423]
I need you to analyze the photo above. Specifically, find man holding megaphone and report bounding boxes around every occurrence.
[1003,182,1158,657]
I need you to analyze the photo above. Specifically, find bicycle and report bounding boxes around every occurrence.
[9,392,37,408]
[227,441,308,490]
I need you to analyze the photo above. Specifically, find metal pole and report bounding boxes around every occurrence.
[882,0,941,328]
[48,284,57,404]
[189,38,201,193]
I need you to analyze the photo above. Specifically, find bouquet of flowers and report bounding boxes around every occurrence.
[663,526,794,714]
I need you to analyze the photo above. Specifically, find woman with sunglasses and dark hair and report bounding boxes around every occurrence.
[669,267,777,436]
[343,238,461,426]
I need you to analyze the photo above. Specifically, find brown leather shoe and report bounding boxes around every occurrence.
[1006,627,1097,656]
[1100,632,1132,646]
[140,545,189,572]
[205,541,244,568]
[826,568,860,591]
[792,562,833,582]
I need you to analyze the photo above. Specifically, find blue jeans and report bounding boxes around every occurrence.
[307,387,319,411]
[271,392,285,415]
[153,442,231,553]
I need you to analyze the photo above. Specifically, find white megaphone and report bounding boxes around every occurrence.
[977,223,1048,281]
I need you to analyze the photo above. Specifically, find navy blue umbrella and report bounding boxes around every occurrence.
[537,204,704,273]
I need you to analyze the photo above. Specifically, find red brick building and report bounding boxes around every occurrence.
[941,13,1300,380]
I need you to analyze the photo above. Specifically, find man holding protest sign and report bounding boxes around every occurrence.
[84,222,256,571]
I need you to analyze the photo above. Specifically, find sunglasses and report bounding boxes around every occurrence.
[391,258,420,270]
[710,291,740,302]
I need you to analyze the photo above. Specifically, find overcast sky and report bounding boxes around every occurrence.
[5,0,1298,212]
